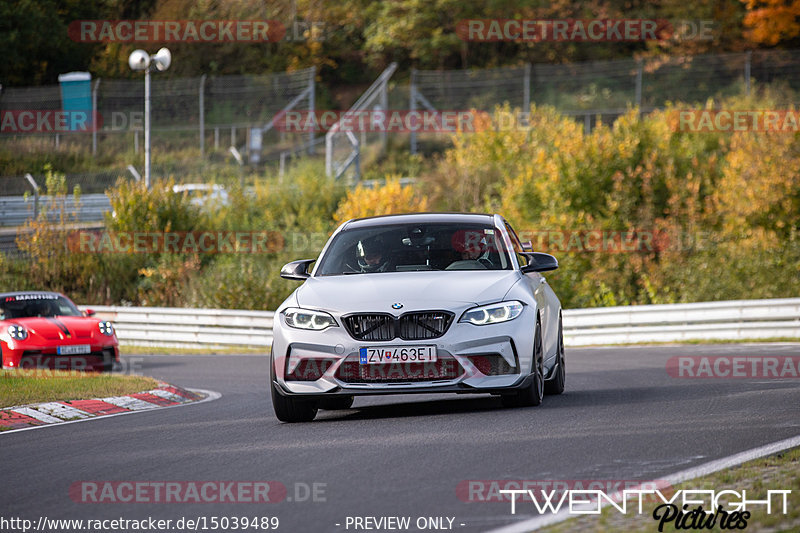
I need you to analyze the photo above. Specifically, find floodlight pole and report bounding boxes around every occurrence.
[144,67,151,189]
[129,47,170,190]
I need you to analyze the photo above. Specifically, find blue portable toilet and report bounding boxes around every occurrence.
[58,71,92,131]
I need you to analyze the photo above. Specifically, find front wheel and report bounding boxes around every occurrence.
[271,381,318,423]
[502,316,544,408]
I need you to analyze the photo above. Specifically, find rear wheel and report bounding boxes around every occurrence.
[502,316,544,408]
[545,315,565,395]
[318,396,354,410]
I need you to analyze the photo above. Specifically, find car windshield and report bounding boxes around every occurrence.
[315,222,512,275]
[0,294,82,320]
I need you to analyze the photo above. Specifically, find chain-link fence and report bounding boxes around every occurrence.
[409,49,800,153]
[0,67,316,165]
[3,49,800,182]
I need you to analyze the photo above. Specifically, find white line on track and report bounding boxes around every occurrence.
[488,433,800,532]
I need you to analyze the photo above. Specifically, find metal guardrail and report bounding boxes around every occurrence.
[82,298,800,349]
[0,194,110,227]
[85,306,274,348]
[563,298,800,346]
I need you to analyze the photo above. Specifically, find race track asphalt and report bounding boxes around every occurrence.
[1,343,799,532]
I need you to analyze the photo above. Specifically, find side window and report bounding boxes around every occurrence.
[504,223,529,267]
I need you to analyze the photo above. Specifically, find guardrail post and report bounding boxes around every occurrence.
[308,66,316,155]
[380,74,388,155]
[92,78,101,156]
[24,173,40,219]
[410,69,417,155]
[523,63,531,111]
[325,127,333,177]
[745,50,752,96]
[635,58,643,110]
[199,74,206,157]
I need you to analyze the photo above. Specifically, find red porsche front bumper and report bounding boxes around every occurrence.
[1,342,120,371]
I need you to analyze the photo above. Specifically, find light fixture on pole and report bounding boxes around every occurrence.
[128,47,171,189]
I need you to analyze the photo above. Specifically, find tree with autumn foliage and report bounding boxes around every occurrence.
[743,0,800,46]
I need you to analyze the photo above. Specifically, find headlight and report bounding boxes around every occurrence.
[282,307,338,330]
[460,301,524,325]
[8,324,28,340]
[99,321,115,336]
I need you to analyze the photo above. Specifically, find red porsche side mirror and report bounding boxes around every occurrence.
[84,309,96,317]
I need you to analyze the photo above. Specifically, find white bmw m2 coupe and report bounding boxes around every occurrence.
[271,213,564,422]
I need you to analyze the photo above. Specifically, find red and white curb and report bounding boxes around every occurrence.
[0,383,220,434]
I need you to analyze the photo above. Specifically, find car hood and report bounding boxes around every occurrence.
[295,271,522,313]
[4,316,96,340]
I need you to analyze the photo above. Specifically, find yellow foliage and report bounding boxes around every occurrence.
[333,177,429,225]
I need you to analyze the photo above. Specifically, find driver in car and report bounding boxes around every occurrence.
[357,236,391,272]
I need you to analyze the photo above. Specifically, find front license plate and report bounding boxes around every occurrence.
[57,344,91,355]
[359,346,437,364]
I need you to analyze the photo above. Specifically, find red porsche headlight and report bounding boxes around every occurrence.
[8,324,28,341]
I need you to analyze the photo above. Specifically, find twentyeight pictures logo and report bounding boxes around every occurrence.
[68,20,286,42]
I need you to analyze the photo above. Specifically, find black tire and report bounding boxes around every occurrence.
[545,314,565,395]
[270,353,318,422]
[318,396,354,410]
[271,380,318,422]
[502,316,544,408]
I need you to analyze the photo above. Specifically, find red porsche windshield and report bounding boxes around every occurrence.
[0,294,82,319]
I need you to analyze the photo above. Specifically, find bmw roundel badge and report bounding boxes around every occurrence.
[391,303,403,309]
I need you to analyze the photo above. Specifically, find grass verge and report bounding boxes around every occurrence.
[120,344,267,355]
[0,369,159,409]
[541,447,800,533]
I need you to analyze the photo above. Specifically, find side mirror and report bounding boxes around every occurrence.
[520,252,558,273]
[84,308,96,317]
[280,259,315,280]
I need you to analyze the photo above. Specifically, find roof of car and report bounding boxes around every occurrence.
[342,212,497,230]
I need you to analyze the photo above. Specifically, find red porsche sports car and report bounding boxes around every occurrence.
[0,291,119,371]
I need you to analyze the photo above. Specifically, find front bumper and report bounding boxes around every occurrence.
[271,307,537,396]
[1,342,120,371]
